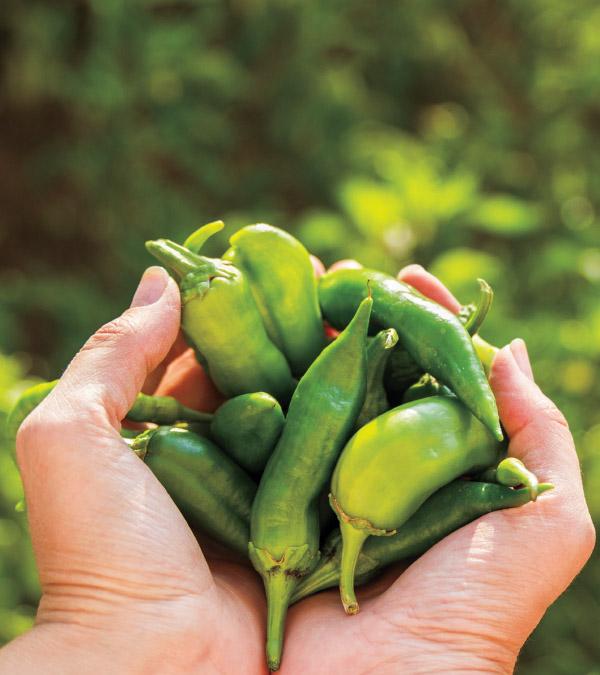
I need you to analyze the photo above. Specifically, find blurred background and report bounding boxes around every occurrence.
[0,0,598,670]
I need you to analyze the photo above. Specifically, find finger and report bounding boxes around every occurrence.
[489,341,580,484]
[364,339,594,661]
[397,264,461,314]
[17,268,216,604]
[153,348,226,412]
[310,254,326,279]
[327,259,363,272]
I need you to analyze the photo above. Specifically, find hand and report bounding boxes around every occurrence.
[1,264,594,674]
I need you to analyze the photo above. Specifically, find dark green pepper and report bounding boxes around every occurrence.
[131,426,256,556]
[223,224,327,376]
[146,224,295,403]
[356,328,398,429]
[249,296,372,671]
[330,396,505,614]
[319,268,502,441]
[210,392,285,475]
[292,477,552,603]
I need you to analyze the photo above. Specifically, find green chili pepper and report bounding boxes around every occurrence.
[131,426,256,556]
[210,392,285,475]
[355,328,398,429]
[402,374,454,403]
[330,395,505,614]
[319,268,502,441]
[6,380,212,461]
[461,279,493,337]
[292,478,552,603]
[146,225,295,403]
[249,296,372,672]
[383,342,424,401]
[222,224,327,376]
[473,334,499,377]
[5,380,58,447]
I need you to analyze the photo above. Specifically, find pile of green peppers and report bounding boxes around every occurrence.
[7,222,552,672]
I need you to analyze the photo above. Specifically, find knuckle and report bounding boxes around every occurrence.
[81,312,139,355]
[534,397,570,430]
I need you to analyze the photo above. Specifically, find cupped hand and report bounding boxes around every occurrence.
[2,263,595,675]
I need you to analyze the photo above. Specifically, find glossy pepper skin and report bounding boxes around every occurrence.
[145,230,295,403]
[249,296,372,672]
[330,395,505,614]
[210,392,285,475]
[131,427,256,556]
[319,268,503,441]
[223,224,327,377]
[292,478,552,603]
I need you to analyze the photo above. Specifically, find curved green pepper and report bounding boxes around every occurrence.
[6,380,213,460]
[146,227,295,403]
[249,296,372,671]
[223,224,326,376]
[131,426,256,556]
[292,478,552,603]
[5,380,58,446]
[211,392,285,475]
[319,268,502,441]
[330,396,505,614]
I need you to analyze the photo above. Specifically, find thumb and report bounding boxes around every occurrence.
[15,268,217,607]
[489,339,580,484]
[49,266,181,433]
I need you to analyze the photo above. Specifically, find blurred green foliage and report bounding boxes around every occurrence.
[0,0,598,671]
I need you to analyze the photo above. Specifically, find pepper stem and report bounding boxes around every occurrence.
[145,239,214,280]
[248,543,317,671]
[183,220,225,254]
[464,279,493,337]
[338,520,370,614]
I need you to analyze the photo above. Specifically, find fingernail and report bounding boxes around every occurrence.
[310,254,326,279]
[130,267,169,308]
[400,264,425,275]
[328,259,363,273]
[510,338,534,381]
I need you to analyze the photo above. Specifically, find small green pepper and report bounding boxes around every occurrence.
[131,426,256,556]
[479,456,539,502]
[249,296,372,671]
[319,268,502,441]
[292,478,552,603]
[5,380,58,446]
[330,396,505,614]
[223,224,327,376]
[6,380,213,461]
[146,224,295,403]
[211,392,285,475]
